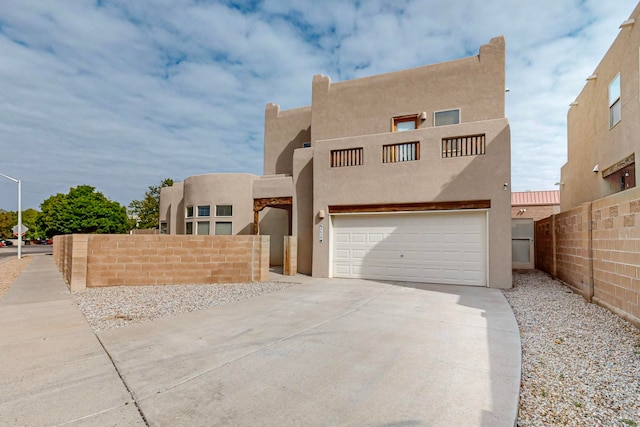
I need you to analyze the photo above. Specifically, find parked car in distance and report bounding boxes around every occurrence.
[1,239,14,246]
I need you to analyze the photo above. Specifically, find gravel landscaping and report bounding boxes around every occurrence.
[503,270,640,427]
[1,258,639,426]
[71,280,297,332]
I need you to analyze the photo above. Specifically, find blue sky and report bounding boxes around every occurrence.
[0,0,638,211]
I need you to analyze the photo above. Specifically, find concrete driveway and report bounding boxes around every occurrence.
[98,275,521,426]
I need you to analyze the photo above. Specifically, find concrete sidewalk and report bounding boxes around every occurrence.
[0,255,521,426]
[0,255,145,426]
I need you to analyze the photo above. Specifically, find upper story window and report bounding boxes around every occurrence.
[185,222,193,235]
[197,205,210,217]
[186,206,194,218]
[609,74,621,128]
[383,142,420,163]
[216,205,233,217]
[160,222,168,234]
[434,109,460,127]
[442,134,485,158]
[331,147,363,167]
[392,115,419,132]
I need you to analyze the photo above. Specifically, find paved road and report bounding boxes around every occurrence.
[0,244,52,260]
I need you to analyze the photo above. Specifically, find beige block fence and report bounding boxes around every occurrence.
[53,234,271,292]
[535,186,640,328]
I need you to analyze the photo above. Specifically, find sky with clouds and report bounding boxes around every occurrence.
[0,0,638,211]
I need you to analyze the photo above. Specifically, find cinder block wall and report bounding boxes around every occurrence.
[555,203,592,298]
[535,187,640,327]
[53,234,270,291]
[591,189,640,321]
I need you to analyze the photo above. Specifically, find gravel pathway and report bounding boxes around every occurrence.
[503,270,640,427]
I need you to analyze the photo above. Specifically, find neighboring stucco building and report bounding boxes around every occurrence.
[511,190,560,221]
[560,4,639,211]
[161,36,513,288]
[510,190,560,270]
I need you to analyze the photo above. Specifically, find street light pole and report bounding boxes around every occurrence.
[0,172,22,259]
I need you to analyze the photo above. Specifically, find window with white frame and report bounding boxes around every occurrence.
[197,205,210,217]
[185,222,193,234]
[216,205,233,217]
[215,221,232,235]
[434,109,460,126]
[160,222,168,234]
[186,206,194,218]
[197,221,210,235]
[609,74,621,128]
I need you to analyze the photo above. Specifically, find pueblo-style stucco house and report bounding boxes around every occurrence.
[161,36,513,288]
[560,4,639,211]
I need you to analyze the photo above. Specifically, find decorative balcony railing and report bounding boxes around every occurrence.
[382,141,420,163]
[442,134,485,158]
[331,147,363,167]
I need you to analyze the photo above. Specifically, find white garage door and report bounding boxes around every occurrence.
[332,211,487,286]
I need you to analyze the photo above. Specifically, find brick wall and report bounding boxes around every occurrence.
[535,187,640,327]
[53,234,270,291]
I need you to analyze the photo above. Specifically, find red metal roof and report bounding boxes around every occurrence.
[511,190,560,206]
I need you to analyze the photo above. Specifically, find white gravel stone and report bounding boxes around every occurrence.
[72,281,297,332]
[504,270,640,427]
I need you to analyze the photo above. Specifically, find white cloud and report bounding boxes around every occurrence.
[0,0,638,209]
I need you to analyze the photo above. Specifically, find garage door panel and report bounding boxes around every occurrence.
[369,233,385,243]
[332,212,486,286]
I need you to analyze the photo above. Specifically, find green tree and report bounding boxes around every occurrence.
[128,178,174,229]
[0,209,43,239]
[37,185,130,236]
[22,208,43,240]
[0,210,17,239]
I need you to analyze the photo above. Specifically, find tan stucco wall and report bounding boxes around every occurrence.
[258,207,287,266]
[264,104,312,176]
[159,182,184,234]
[561,3,640,211]
[183,173,257,235]
[292,147,314,275]
[310,37,505,143]
[311,118,512,288]
[252,175,294,199]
